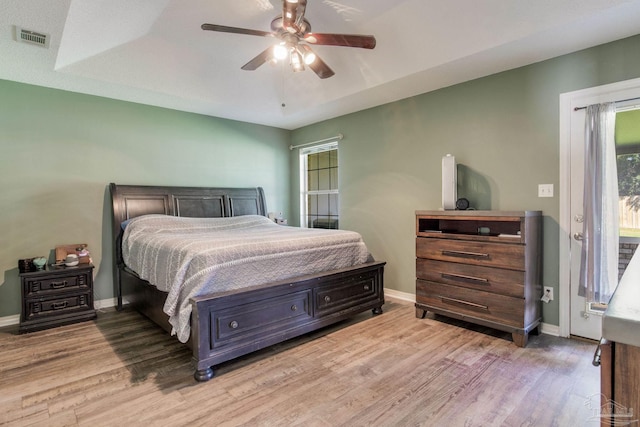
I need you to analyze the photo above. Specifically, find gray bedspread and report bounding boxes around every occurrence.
[122,214,370,342]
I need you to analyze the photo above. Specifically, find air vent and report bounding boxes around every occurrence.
[15,26,50,48]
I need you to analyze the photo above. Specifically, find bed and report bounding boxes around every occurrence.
[110,183,385,381]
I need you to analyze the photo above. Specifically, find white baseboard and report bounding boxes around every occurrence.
[0,314,20,328]
[384,288,416,303]
[1,292,563,338]
[540,322,560,336]
[95,297,118,311]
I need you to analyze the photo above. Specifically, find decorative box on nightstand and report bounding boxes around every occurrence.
[19,263,96,333]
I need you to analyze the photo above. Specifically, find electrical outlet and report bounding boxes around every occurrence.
[543,286,554,301]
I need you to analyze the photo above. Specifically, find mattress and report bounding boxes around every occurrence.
[121,214,370,342]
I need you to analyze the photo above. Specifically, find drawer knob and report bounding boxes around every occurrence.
[291,304,297,311]
[324,296,331,303]
[363,285,370,291]
[229,320,239,329]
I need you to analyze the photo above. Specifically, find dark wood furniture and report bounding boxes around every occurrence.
[598,248,640,426]
[415,210,542,347]
[110,183,385,382]
[597,340,640,426]
[19,264,96,333]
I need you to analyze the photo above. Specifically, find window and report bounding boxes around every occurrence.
[616,109,640,239]
[300,141,339,228]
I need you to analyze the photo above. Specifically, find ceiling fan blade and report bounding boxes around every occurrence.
[201,23,274,38]
[241,47,274,71]
[303,33,376,49]
[308,54,335,79]
[282,0,307,33]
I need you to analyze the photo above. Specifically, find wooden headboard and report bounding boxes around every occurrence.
[109,183,267,305]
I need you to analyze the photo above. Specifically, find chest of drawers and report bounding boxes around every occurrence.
[415,211,542,347]
[19,264,96,333]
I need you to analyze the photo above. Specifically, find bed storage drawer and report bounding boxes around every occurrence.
[416,258,525,298]
[212,290,313,346]
[416,238,524,270]
[314,269,382,317]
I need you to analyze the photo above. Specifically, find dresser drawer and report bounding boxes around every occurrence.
[23,272,91,297]
[23,291,93,321]
[416,279,524,328]
[213,290,313,346]
[416,238,524,270]
[416,258,525,298]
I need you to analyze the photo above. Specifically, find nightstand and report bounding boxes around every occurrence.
[19,263,96,333]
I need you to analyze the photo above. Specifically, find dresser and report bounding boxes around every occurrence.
[19,264,96,333]
[415,210,542,347]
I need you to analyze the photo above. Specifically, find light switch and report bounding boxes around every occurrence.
[538,184,554,198]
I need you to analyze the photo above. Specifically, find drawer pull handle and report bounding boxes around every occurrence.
[363,284,370,291]
[440,296,489,311]
[229,321,239,329]
[291,304,298,311]
[441,273,489,284]
[324,296,331,303]
[50,281,68,289]
[52,301,68,310]
[442,250,490,259]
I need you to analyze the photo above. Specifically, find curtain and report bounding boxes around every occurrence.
[579,102,619,304]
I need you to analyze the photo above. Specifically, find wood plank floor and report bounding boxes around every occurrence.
[0,299,601,426]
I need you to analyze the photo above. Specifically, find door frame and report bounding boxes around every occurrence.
[559,77,640,338]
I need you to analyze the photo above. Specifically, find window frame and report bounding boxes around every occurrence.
[299,140,339,228]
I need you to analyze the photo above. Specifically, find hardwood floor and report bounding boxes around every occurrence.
[0,299,600,426]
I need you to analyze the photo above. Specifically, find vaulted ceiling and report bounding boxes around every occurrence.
[3,0,640,130]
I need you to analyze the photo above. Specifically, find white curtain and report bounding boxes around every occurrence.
[579,102,619,304]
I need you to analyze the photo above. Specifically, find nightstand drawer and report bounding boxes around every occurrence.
[24,292,93,321]
[416,238,524,270]
[416,258,525,298]
[416,279,524,328]
[23,272,91,296]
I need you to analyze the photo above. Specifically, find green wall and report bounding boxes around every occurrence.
[3,33,640,326]
[290,34,640,326]
[0,80,290,318]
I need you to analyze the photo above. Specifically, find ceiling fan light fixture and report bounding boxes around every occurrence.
[273,44,288,60]
[290,50,304,72]
[300,45,316,65]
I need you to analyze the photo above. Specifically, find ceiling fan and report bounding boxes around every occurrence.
[201,0,376,79]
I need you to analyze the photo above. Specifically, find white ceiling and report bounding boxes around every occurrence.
[2,0,640,130]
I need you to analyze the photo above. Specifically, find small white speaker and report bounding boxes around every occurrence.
[442,154,457,210]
